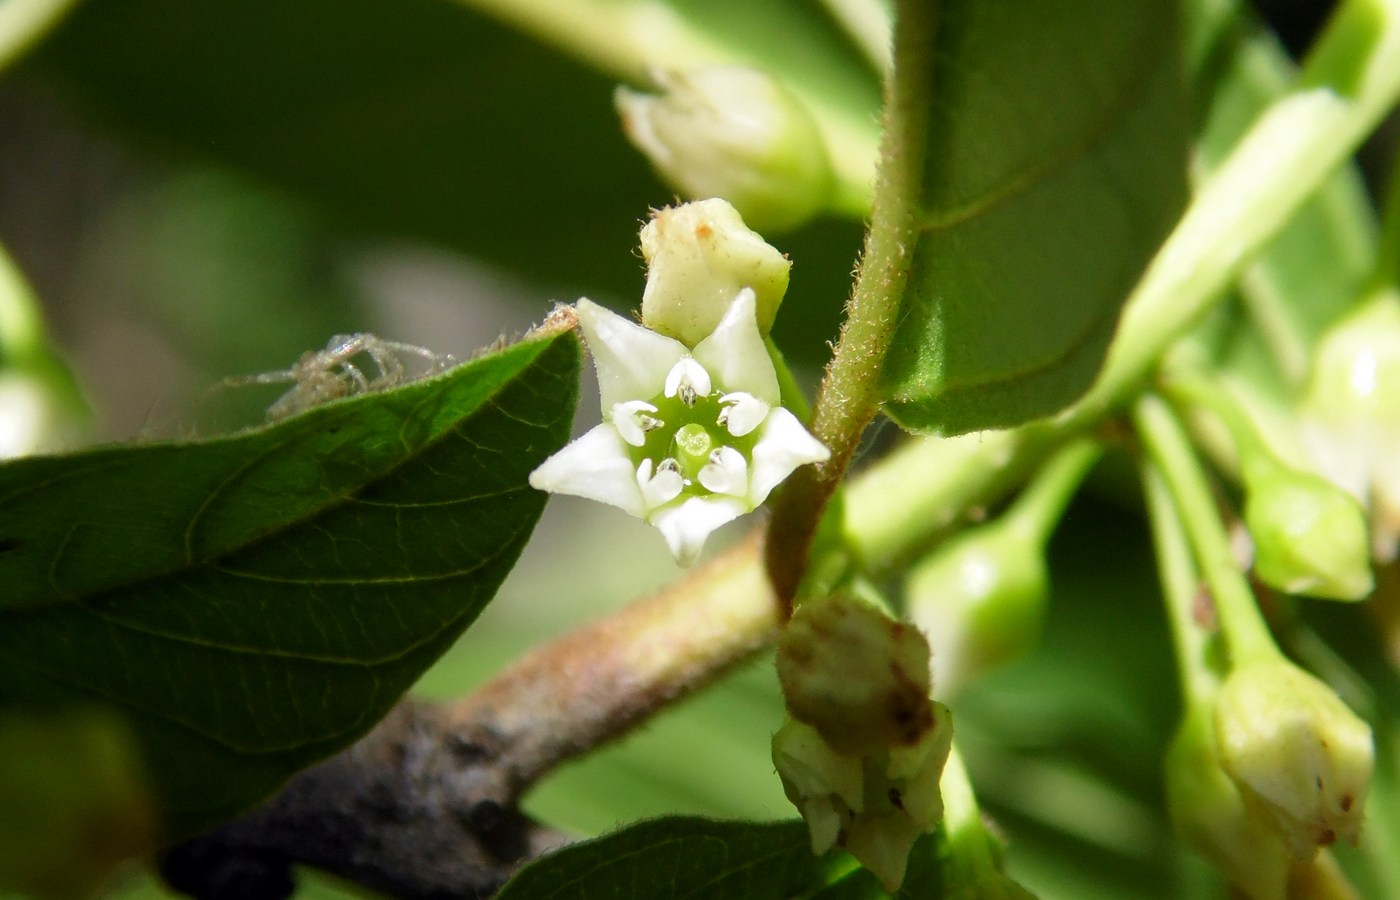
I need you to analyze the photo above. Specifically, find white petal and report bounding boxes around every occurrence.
[663,357,713,403]
[637,458,684,510]
[650,495,747,566]
[528,424,646,517]
[576,298,688,410]
[718,392,770,437]
[699,446,750,497]
[691,288,780,403]
[749,407,830,505]
[612,400,659,447]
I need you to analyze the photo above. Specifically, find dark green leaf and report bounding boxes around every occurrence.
[496,817,837,900]
[0,331,579,837]
[882,0,1189,433]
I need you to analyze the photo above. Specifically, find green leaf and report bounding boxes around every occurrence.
[881,0,1189,434]
[496,817,838,900]
[0,331,580,838]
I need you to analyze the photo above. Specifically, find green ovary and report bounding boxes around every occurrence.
[628,389,761,496]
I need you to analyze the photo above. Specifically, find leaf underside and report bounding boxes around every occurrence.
[0,332,579,837]
[882,0,1190,434]
[496,817,835,900]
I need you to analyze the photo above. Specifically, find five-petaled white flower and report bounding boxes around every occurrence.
[528,288,829,565]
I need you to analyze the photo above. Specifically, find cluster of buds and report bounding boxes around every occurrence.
[771,594,953,891]
[1166,658,1374,899]
[528,200,828,564]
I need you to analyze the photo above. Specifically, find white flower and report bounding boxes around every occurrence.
[528,288,829,565]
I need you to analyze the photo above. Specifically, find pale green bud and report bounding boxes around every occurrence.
[1242,460,1373,600]
[905,518,1048,698]
[637,199,790,347]
[1214,660,1373,858]
[776,595,933,756]
[1165,704,1291,899]
[1298,289,1400,561]
[616,67,833,232]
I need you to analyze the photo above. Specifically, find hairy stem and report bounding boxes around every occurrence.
[765,0,936,608]
[448,531,779,787]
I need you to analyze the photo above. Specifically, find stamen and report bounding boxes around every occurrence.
[718,392,770,437]
[612,399,661,447]
[664,358,713,407]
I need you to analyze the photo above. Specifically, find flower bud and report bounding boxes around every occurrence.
[905,518,1049,698]
[772,709,952,893]
[773,595,953,891]
[616,67,833,232]
[1241,460,1373,600]
[776,595,933,756]
[637,199,791,347]
[1298,289,1400,561]
[1214,660,1373,858]
[1165,704,1291,899]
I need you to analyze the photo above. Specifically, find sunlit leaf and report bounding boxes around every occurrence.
[0,331,579,837]
[882,0,1189,433]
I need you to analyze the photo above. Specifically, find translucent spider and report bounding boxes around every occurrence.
[228,333,455,421]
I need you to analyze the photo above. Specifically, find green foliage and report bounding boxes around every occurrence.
[3,0,1400,897]
[881,0,1189,433]
[0,332,578,837]
[496,817,835,900]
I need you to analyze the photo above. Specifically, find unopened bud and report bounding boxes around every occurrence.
[638,199,790,347]
[773,595,953,891]
[1242,461,1373,600]
[905,518,1048,698]
[1165,704,1291,899]
[616,67,833,232]
[1299,288,1400,561]
[777,595,933,756]
[1214,660,1373,858]
[772,708,952,893]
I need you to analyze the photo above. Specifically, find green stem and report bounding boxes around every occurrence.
[938,743,999,878]
[1141,454,1222,707]
[1160,370,1282,486]
[1000,439,1102,548]
[816,0,891,77]
[765,0,936,607]
[1063,0,1400,427]
[0,0,76,73]
[1132,393,1279,667]
[1373,139,1400,291]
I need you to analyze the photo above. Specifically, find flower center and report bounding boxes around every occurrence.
[618,365,763,503]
